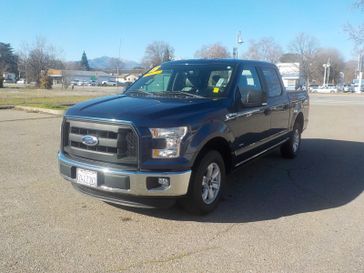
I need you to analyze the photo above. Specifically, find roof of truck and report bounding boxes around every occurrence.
[163,58,274,66]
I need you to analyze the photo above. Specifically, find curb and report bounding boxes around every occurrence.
[14,106,65,115]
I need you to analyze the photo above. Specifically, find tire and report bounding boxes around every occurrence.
[281,122,301,159]
[179,150,226,215]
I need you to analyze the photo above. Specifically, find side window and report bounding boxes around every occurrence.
[238,66,263,105]
[262,67,283,97]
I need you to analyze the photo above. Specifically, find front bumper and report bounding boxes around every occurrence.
[58,152,191,207]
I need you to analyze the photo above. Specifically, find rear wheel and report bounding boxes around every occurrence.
[281,122,301,159]
[180,150,226,214]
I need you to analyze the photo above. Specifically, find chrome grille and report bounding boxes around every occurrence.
[63,119,138,166]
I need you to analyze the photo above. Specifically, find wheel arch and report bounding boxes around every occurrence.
[192,136,233,174]
[295,112,304,132]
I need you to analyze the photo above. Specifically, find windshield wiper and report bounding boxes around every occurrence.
[167,91,205,98]
[126,89,152,96]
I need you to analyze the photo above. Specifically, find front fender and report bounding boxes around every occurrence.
[184,120,235,164]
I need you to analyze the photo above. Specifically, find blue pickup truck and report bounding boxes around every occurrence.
[58,59,309,214]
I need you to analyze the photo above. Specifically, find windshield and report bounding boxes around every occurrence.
[126,64,235,98]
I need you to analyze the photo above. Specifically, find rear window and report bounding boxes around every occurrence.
[262,67,283,97]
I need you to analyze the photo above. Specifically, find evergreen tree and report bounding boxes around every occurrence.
[80,51,90,71]
[0,42,18,88]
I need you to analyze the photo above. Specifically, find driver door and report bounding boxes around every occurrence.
[227,65,270,162]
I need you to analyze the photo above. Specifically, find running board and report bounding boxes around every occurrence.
[234,138,289,167]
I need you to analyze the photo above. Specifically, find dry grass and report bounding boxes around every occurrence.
[0,86,118,109]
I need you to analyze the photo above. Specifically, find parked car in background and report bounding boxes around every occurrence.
[308,84,319,92]
[4,79,16,83]
[16,79,26,84]
[88,80,97,86]
[353,84,364,92]
[102,80,117,86]
[77,81,87,86]
[311,85,338,94]
[343,84,354,93]
[70,80,80,86]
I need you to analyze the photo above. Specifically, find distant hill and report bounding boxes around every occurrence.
[88,56,141,70]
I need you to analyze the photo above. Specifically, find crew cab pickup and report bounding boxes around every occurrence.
[58,59,309,214]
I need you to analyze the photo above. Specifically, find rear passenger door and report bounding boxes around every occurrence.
[260,66,290,137]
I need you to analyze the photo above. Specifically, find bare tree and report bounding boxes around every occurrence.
[310,48,345,84]
[109,57,125,74]
[289,33,319,86]
[343,60,358,83]
[194,43,231,59]
[142,41,174,68]
[345,0,364,52]
[244,37,283,63]
[18,37,63,87]
[279,53,300,63]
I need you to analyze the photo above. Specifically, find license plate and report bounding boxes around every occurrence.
[76,168,97,187]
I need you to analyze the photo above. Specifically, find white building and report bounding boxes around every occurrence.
[48,69,115,85]
[116,73,139,83]
[2,72,16,83]
[276,63,303,91]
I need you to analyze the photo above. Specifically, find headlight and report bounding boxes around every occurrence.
[149,127,187,158]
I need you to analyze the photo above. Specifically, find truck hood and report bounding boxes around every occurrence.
[66,94,227,127]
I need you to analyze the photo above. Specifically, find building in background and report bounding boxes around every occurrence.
[276,63,303,91]
[48,69,115,86]
[2,72,16,83]
[47,69,63,85]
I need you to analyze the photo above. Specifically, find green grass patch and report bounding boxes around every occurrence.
[0,96,95,110]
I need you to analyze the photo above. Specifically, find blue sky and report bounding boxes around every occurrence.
[1,0,363,62]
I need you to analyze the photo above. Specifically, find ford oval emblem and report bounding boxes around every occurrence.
[81,135,99,146]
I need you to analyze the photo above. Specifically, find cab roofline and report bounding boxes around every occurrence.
[161,58,273,66]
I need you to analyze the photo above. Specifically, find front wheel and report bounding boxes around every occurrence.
[179,150,226,214]
[281,123,301,159]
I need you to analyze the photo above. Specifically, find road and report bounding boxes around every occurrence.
[309,93,364,106]
[0,94,363,273]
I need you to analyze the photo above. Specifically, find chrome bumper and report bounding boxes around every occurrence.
[58,152,191,197]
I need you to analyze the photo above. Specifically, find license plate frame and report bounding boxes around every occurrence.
[76,168,98,187]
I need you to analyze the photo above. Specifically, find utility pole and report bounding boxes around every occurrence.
[357,53,363,93]
[326,58,331,86]
[117,38,122,76]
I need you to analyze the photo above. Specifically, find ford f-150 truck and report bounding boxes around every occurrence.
[58,59,309,214]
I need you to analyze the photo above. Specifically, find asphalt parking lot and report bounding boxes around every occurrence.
[1,94,363,273]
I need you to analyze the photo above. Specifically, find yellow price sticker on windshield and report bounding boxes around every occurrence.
[213,87,220,93]
[143,66,162,77]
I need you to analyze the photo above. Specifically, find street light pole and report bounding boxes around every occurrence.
[322,58,331,87]
[323,64,327,86]
[236,31,243,59]
[233,31,244,59]
[326,58,331,86]
[358,53,363,93]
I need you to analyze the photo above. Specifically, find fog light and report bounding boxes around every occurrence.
[146,177,170,190]
[158,177,170,187]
